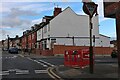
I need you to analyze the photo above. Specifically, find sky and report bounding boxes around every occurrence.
[0,0,118,41]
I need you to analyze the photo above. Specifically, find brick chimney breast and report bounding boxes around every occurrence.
[53,7,62,17]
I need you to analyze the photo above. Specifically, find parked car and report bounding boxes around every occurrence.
[8,47,18,54]
[111,50,117,58]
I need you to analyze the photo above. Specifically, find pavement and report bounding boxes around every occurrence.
[53,64,119,80]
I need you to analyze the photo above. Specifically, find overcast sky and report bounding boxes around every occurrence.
[0,0,117,41]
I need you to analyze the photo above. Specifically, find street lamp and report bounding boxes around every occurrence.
[7,35,9,50]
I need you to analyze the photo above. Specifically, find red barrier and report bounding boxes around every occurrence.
[80,49,89,68]
[64,49,90,68]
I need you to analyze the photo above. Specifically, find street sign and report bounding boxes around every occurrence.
[82,2,98,74]
[83,2,98,17]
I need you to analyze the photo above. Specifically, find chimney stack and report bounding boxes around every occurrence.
[15,35,19,38]
[31,26,35,31]
[53,7,62,17]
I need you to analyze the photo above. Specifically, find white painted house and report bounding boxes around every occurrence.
[37,7,110,50]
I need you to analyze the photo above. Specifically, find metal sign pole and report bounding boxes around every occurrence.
[7,35,9,50]
[89,16,94,74]
[82,2,97,74]
[116,7,120,78]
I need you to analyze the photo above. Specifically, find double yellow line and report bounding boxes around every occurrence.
[19,54,63,80]
[47,67,63,80]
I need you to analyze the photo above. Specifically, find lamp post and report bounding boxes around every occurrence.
[7,35,9,50]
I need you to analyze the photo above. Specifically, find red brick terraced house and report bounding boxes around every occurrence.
[21,26,37,54]
[21,31,29,52]
[31,28,37,54]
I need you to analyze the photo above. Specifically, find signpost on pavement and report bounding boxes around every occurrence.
[7,35,9,50]
[83,2,98,74]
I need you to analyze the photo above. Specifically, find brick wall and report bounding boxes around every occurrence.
[53,45,114,55]
[35,49,53,56]
[41,50,53,56]
[93,47,114,55]
[28,34,32,49]
[32,32,37,48]
[34,45,114,56]
[35,49,42,55]
[22,36,27,49]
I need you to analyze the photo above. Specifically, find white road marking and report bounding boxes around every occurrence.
[1,69,49,75]
[27,58,48,67]
[2,71,9,73]
[8,69,17,72]
[12,55,17,58]
[108,64,118,67]
[4,56,18,59]
[33,60,48,67]
[27,57,33,61]
[16,70,29,75]
[26,57,54,67]
[39,60,55,67]
[0,71,9,76]
[34,70,47,74]
[95,60,101,61]
[18,54,24,58]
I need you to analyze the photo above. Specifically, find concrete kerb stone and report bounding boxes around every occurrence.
[95,54,111,57]
[53,64,118,79]
[20,52,64,59]
[54,65,84,78]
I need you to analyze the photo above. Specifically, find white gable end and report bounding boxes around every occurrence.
[41,7,110,47]
[50,7,99,38]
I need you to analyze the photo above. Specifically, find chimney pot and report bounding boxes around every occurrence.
[53,7,62,17]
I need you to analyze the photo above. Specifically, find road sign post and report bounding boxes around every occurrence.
[7,35,9,50]
[83,2,98,74]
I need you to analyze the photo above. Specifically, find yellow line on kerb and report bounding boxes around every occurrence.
[47,67,63,80]
[47,67,55,79]
[50,67,61,79]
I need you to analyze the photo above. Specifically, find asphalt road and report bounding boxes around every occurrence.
[1,50,118,80]
[30,55,118,66]
[1,51,53,80]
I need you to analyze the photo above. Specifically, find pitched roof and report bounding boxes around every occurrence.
[99,34,110,38]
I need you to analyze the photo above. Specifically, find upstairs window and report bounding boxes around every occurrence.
[44,25,47,33]
[48,24,50,31]
[51,38,56,43]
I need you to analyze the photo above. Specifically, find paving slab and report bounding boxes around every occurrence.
[54,64,118,80]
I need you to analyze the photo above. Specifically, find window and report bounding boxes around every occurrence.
[44,25,47,33]
[36,42,39,49]
[51,38,56,43]
[44,41,47,49]
[42,41,47,50]
[42,18,46,22]
[37,29,42,40]
[39,29,41,35]
[48,24,50,31]
[32,34,34,40]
